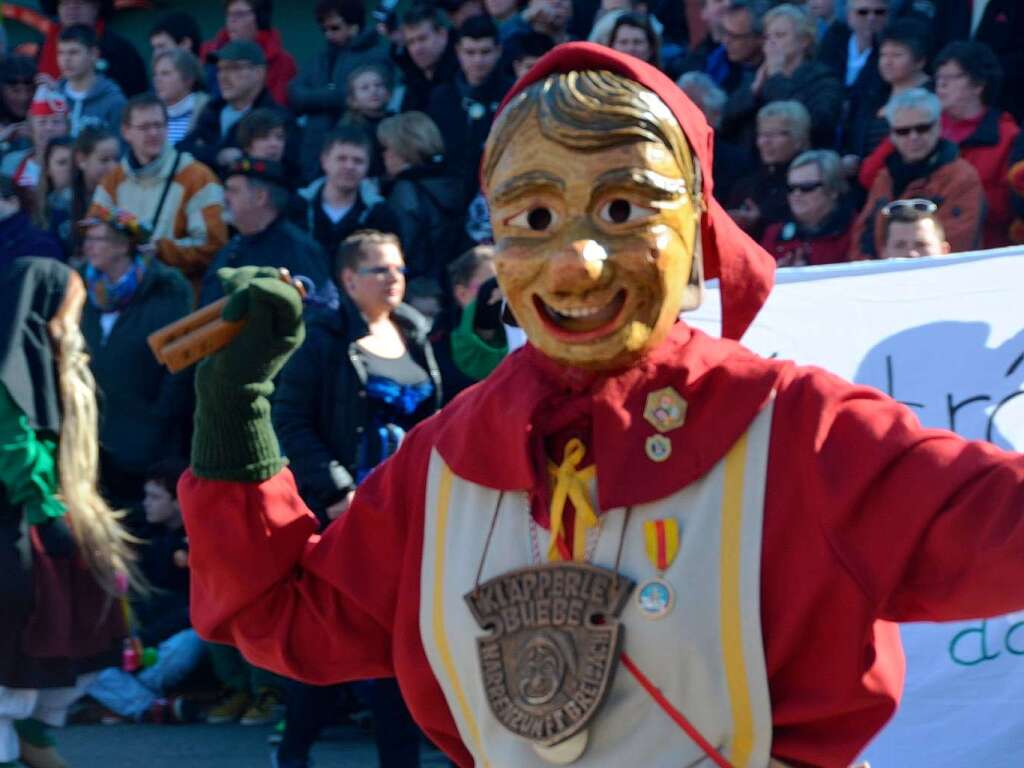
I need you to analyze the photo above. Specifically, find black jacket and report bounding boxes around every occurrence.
[199,215,332,306]
[427,68,513,206]
[397,40,461,113]
[385,161,470,292]
[273,298,441,517]
[288,27,392,182]
[817,22,889,158]
[132,524,190,647]
[81,260,193,500]
[730,60,844,149]
[179,88,301,178]
[299,178,401,261]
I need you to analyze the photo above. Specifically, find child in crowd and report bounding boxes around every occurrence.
[339,63,394,179]
[65,126,119,261]
[35,137,74,253]
[83,460,205,724]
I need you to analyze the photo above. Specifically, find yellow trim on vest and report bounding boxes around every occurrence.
[720,432,755,767]
[433,464,490,766]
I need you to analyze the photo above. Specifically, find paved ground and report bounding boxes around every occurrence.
[58,722,451,767]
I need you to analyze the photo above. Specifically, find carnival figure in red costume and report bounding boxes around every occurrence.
[179,44,1024,768]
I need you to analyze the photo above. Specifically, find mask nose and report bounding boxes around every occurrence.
[548,240,610,296]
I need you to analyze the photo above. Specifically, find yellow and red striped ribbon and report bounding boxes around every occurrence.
[643,518,680,572]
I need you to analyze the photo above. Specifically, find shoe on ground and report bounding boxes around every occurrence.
[267,718,285,745]
[240,688,283,726]
[205,689,251,724]
[17,741,68,768]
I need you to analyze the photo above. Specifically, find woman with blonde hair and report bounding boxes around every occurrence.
[0,257,139,768]
[377,111,467,301]
[731,2,842,148]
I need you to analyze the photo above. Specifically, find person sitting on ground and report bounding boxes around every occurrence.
[54,24,125,138]
[152,49,209,147]
[761,149,855,267]
[0,174,64,268]
[880,198,952,260]
[727,99,811,239]
[849,88,984,260]
[84,458,206,724]
[298,126,401,262]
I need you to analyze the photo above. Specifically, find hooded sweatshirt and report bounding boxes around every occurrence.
[57,74,126,137]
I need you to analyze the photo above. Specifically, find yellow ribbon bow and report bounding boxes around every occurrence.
[547,438,598,562]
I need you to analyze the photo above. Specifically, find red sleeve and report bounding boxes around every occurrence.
[763,366,1024,766]
[266,53,297,107]
[858,139,893,191]
[180,420,473,766]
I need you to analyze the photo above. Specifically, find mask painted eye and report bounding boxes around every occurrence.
[506,206,558,232]
[599,198,657,225]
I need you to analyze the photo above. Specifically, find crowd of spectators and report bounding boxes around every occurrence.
[1,0,1023,765]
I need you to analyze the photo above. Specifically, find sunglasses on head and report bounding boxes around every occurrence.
[787,180,824,194]
[855,8,888,16]
[891,121,935,137]
[881,198,937,217]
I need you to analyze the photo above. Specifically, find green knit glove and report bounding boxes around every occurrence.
[191,267,306,482]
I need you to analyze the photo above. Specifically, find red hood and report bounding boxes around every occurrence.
[491,42,776,341]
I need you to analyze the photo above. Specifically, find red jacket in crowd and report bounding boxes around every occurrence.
[858,109,1019,249]
[760,204,855,268]
[200,28,297,107]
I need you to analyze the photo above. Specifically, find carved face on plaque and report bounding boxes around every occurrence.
[465,563,635,749]
[482,70,702,371]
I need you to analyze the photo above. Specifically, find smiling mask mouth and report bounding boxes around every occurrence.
[533,289,628,341]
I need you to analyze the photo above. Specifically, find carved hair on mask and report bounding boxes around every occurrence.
[482,70,704,371]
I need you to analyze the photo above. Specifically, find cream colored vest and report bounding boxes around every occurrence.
[419,402,775,767]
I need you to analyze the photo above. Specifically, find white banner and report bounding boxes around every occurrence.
[687,248,1024,767]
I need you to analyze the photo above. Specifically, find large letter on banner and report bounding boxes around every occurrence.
[687,249,1024,768]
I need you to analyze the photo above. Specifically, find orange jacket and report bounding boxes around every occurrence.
[850,141,984,259]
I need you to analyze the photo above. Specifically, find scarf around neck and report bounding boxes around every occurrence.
[86,256,146,313]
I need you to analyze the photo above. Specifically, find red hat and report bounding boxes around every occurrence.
[28,86,67,118]
[492,42,775,341]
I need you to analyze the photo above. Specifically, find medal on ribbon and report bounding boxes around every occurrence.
[636,518,680,620]
[465,563,634,763]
